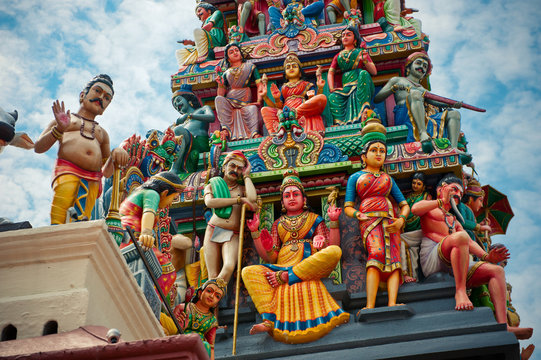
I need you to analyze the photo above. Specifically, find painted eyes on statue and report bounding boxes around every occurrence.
[93,86,112,102]
[369,147,385,154]
[206,287,222,300]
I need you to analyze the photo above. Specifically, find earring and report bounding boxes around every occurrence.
[303,202,308,210]
[281,203,286,213]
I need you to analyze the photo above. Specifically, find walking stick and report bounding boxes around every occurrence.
[232,203,247,355]
[126,226,184,335]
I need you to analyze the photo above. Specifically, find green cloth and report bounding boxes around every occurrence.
[328,48,375,124]
[205,10,226,49]
[208,177,232,219]
[405,191,429,232]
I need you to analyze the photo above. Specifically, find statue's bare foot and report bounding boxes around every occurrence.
[454,291,474,310]
[404,275,417,283]
[509,325,533,340]
[249,321,273,335]
[388,303,405,307]
[265,271,286,288]
[521,344,535,360]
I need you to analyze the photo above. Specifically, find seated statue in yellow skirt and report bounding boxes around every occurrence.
[242,168,350,344]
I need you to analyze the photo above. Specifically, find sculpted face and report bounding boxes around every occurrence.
[227,45,242,64]
[341,29,356,47]
[173,95,190,114]
[469,196,484,213]
[199,283,224,309]
[285,61,301,80]
[80,82,113,116]
[196,6,210,21]
[159,190,179,208]
[363,142,386,169]
[411,178,425,193]
[223,159,245,183]
[439,182,463,205]
[283,185,304,213]
[411,58,429,79]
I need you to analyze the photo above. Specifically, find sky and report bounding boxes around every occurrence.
[1,0,540,354]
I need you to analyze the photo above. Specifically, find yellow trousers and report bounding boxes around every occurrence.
[51,174,100,224]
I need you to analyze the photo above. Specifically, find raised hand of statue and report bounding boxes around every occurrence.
[313,235,326,250]
[270,83,281,101]
[247,213,260,232]
[486,246,510,264]
[316,65,325,89]
[259,228,274,252]
[215,74,225,88]
[327,204,341,221]
[173,304,189,330]
[178,39,196,46]
[384,217,405,234]
[51,100,71,132]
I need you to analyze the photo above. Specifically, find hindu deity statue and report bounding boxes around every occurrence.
[176,2,227,66]
[174,278,226,360]
[405,172,432,232]
[215,43,264,141]
[242,168,350,344]
[260,52,326,135]
[327,25,377,125]
[119,171,184,297]
[344,118,410,309]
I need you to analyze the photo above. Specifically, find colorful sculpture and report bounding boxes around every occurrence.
[374,52,463,154]
[174,278,226,359]
[215,43,264,141]
[457,178,491,250]
[411,174,533,339]
[405,172,432,232]
[237,0,268,37]
[119,171,185,296]
[34,74,129,224]
[325,0,357,24]
[242,168,349,343]
[176,2,227,66]
[0,107,33,154]
[260,52,326,135]
[172,86,214,173]
[327,25,377,125]
[344,118,410,308]
[203,151,257,283]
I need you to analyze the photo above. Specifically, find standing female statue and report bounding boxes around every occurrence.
[344,119,409,309]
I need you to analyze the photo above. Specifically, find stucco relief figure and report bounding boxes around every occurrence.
[34,74,129,224]
[374,52,463,154]
[203,151,257,283]
[411,174,533,340]
[327,26,377,125]
[176,2,227,66]
[174,278,226,360]
[344,119,410,309]
[215,43,264,141]
[242,168,349,343]
[260,52,326,135]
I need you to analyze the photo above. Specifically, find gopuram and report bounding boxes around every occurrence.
[0,1,534,360]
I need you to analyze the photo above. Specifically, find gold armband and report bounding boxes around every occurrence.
[329,220,339,229]
[474,224,481,232]
[51,126,63,141]
[251,230,261,238]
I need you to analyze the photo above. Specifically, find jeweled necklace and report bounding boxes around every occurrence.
[229,63,243,81]
[341,49,354,64]
[439,205,456,234]
[73,113,97,140]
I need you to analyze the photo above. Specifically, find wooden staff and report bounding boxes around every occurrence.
[106,167,124,245]
[232,203,247,355]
